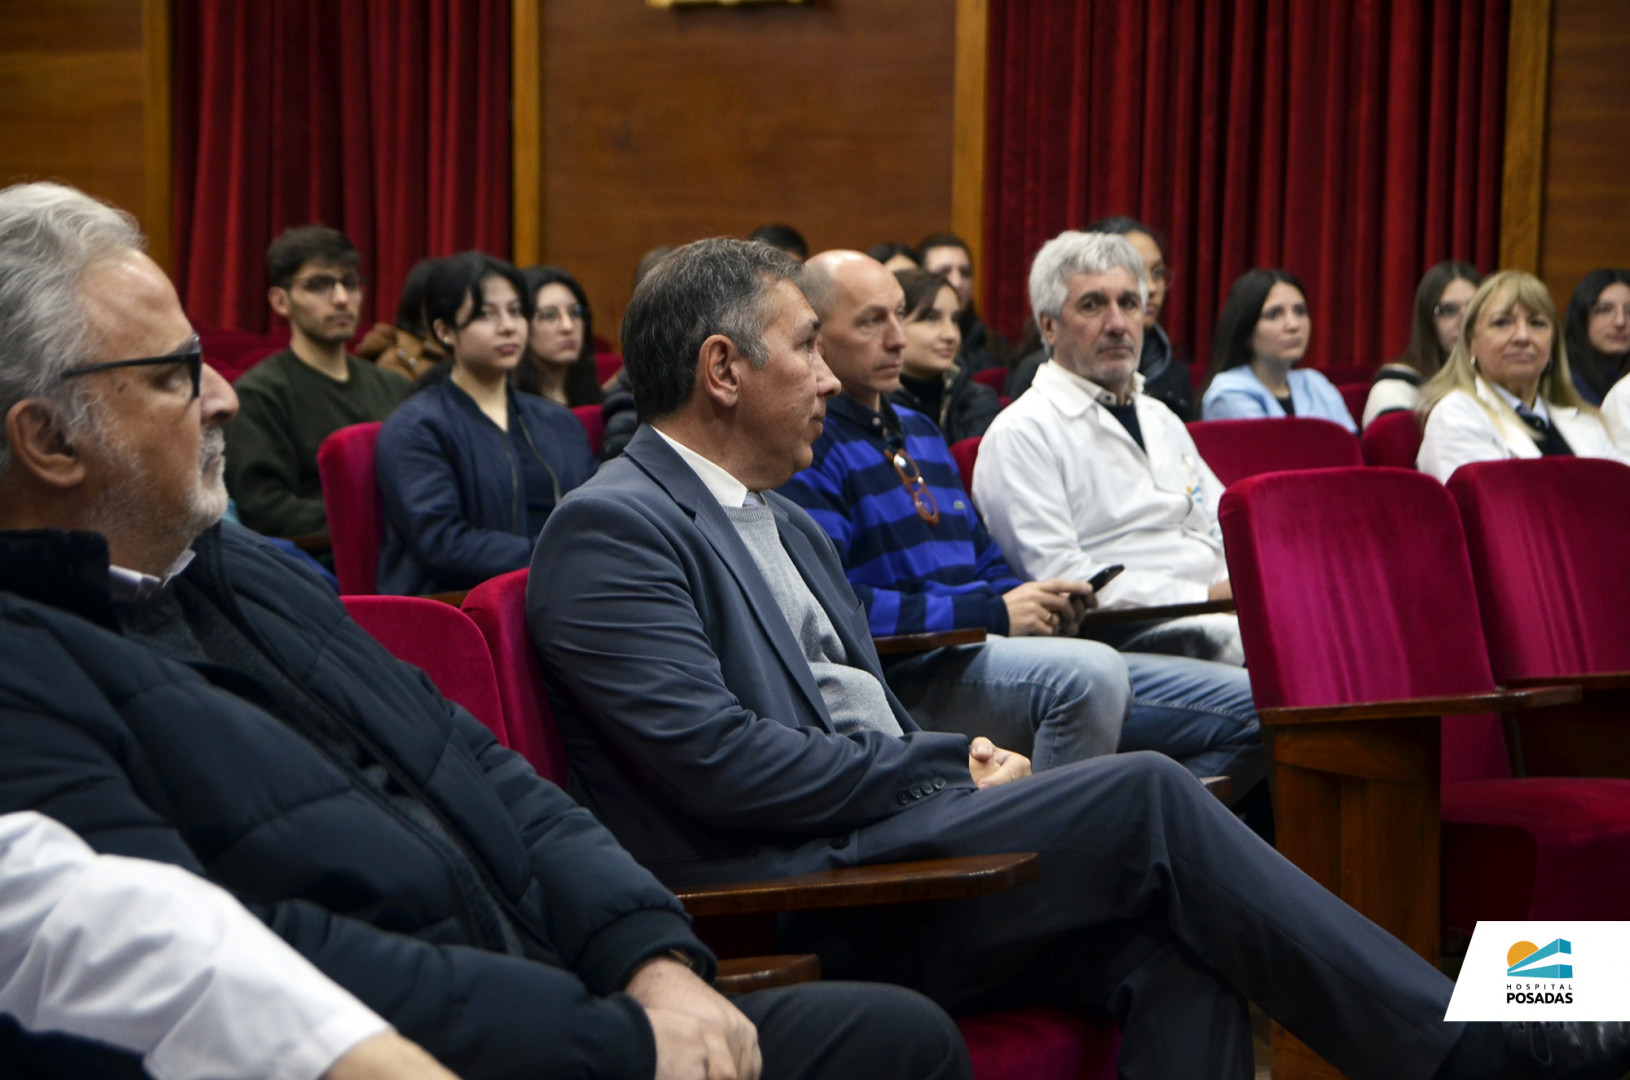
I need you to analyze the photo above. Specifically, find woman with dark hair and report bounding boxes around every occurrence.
[1201,269,1356,431]
[887,269,1000,443]
[376,252,596,595]
[1563,268,1630,405]
[866,241,920,272]
[1418,270,1629,482]
[1362,261,1481,428]
[354,256,446,381]
[517,265,602,408]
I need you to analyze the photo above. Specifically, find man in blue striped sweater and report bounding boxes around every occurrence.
[782,251,1263,807]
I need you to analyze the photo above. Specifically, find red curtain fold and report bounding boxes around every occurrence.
[171,0,510,334]
[982,0,1507,370]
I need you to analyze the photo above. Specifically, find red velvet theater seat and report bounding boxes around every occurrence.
[1219,466,1630,932]
[950,436,981,497]
[462,570,1122,1080]
[316,422,386,596]
[1359,409,1423,468]
[342,594,506,743]
[1448,457,1630,680]
[572,404,605,459]
[1185,417,1360,488]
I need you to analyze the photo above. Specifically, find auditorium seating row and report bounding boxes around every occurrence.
[340,453,1630,1076]
[947,413,1422,498]
[1221,459,1630,967]
[347,571,1121,1080]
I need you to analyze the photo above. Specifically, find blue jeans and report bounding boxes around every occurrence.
[881,636,1129,772]
[881,637,1263,797]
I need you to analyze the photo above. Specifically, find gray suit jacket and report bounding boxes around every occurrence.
[528,426,973,887]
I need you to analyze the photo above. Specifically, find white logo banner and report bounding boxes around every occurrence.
[1446,922,1630,1020]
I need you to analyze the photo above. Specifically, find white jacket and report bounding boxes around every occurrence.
[1602,377,1630,445]
[1416,376,1630,483]
[974,361,1228,607]
[0,811,386,1080]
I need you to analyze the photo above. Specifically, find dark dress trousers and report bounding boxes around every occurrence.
[528,427,1464,1080]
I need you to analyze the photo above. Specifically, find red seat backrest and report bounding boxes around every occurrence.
[342,595,506,743]
[1360,409,1422,468]
[971,367,1007,392]
[572,404,605,458]
[317,422,385,596]
[462,569,569,785]
[1219,467,1509,784]
[1339,383,1370,424]
[595,351,623,386]
[949,436,981,497]
[1449,457,1630,681]
[1185,417,1361,488]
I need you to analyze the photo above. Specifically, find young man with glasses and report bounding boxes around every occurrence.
[225,225,409,540]
[783,251,1262,798]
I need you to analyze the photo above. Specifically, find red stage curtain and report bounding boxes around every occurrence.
[171,0,510,334]
[983,0,1507,370]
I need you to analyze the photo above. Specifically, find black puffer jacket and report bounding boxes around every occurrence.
[0,524,707,1080]
[889,367,1002,445]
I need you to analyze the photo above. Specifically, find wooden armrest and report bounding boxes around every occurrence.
[715,954,821,993]
[1199,775,1233,803]
[426,589,470,606]
[1258,684,1581,727]
[1505,672,1630,691]
[873,627,988,655]
[1076,598,1236,627]
[675,852,1038,917]
[287,531,331,553]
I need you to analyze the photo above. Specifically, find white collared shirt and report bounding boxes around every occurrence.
[974,360,1228,607]
[652,426,762,508]
[0,811,386,1080]
[107,550,197,604]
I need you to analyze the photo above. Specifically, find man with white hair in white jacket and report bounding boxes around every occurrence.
[975,230,1241,665]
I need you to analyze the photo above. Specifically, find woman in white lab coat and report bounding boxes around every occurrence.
[1416,270,1630,482]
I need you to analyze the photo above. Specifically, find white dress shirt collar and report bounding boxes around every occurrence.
[652,426,761,508]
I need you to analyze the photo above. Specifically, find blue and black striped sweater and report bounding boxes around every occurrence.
[779,394,1020,637]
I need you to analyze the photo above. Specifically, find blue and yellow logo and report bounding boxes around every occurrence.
[1508,939,1573,979]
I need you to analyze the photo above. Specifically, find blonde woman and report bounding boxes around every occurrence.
[1416,270,1630,482]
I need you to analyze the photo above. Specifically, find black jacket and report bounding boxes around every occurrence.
[0,524,707,1079]
[376,379,596,594]
[889,367,1001,445]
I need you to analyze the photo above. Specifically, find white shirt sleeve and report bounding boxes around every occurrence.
[0,811,389,1080]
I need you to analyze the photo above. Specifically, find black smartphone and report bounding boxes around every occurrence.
[1086,564,1125,592]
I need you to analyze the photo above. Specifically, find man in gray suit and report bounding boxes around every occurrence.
[528,238,1627,1080]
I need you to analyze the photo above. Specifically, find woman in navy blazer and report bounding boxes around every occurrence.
[376,252,596,595]
[1201,269,1357,431]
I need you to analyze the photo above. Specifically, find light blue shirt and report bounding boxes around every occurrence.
[1201,366,1357,432]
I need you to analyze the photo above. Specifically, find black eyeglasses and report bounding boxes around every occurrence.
[58,335,204,400]
[1433,301,1467,321]
[887,443,940,526]
[287,272,365,298]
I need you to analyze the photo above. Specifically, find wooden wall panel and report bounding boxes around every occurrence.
[1536,0,1630,303]
[531,0,957,346]
[0,0,169,267]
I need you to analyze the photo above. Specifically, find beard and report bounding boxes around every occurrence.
[190,425,229,531]
[85,422,229,575]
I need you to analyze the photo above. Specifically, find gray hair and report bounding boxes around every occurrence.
[621,237,804,423]
[1027,231,1148,324]
[0,182,146,476]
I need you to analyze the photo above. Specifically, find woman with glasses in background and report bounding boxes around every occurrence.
[517,265,602,408]
[1362,261,1481,429]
